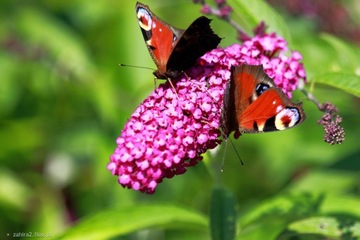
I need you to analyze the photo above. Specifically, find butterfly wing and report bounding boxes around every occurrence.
[239,88,305,133]
[223,65,251,136]
[166,16,221,77]
[136,2,184,79]
[222,64,305,136]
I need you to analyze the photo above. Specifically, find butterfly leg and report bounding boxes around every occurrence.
[153,77,158,89]
[166,78,179,99]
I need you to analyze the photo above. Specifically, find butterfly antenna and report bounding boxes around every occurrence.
[119,63,155,72]
[165,77,180,99]
[220,140,228,172]
[153,77,158,89]
[229,138,244,165]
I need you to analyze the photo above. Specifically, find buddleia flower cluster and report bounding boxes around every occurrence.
[108,25,306,193]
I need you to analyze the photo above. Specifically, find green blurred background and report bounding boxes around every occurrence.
[1,0,360,239]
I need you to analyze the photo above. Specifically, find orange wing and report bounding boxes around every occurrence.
[222,64,305,135]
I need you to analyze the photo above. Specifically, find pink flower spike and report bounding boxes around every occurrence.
[108,32,307,194]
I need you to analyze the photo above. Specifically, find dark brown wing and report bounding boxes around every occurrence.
[166,16,221,78]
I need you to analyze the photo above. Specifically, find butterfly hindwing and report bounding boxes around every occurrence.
[222,64,305,136]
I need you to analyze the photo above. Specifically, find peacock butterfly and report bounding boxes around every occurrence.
[222,64,305,137]
[135,2,221,79]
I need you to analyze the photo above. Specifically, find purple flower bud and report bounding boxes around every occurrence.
[215,0,226,6]
[219,6,232,18]
[201,4,212,15]
[318,103,345,145]
[253,22,267,36]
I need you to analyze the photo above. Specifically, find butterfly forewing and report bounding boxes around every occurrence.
[135,2,221,79]
[166,16,221,74]
[136,2,184,77]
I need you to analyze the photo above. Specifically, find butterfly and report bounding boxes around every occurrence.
[135,2,221,79]
[222,64,305,137]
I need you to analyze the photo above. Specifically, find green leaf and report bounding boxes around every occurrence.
[238,217,288,240]
[300,33,360,98]
[320,33,360,72]
[321,195,360,219]
[0,118,46,161]
[239,193,322,227]
[210,187,236,240]
[55,204,208,240]
[228,0,291,41]
[13,8,96,80]
[287,170,357,196]
[237,193,324,239]
[314,72,360,98]
[0,168,32,211]
[287,216,360,238]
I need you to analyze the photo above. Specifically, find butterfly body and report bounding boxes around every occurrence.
[222,64,305,137]
[136,2,221,79]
